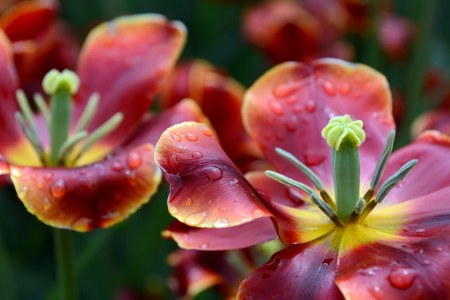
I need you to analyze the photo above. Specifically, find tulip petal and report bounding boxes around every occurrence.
[74,14,186,162]
[336,233,450,300]
[9,144,161,232]
[155,122,271,228]
[237,231,344,300]
[243,59,394,188]
[412,110,450,139]
[163,218,277,251]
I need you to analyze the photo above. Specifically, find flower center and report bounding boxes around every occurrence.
[266,114,418,225]
[15,69,123,167]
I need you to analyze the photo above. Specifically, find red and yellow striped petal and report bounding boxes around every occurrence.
[74,14,186,163]
[237,231,343,300]
[9,144,161,232]
[243,59,394,188]
[155,122,271,228]
[163,218,277,251]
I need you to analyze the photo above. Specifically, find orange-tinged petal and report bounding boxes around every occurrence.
[155,122,271,228]
[9,144,161,232]
[243,59,394,187]
[74,14,186,154]
[163,218,277,250]
[237,231,343,300]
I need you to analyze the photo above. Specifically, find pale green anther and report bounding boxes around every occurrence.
[265,170,315,195]
[370,130,395,190]
[275,148,324,190]
[16,90,40,141]
[322,114,366,151]
[376,159,418,203]
[43,69,80,95]
[74,93,99,133]
[34,93,51,129]
[354,197,366,215]
[57,131,88,163]
[79,113,123,156]
[15,112,44,161]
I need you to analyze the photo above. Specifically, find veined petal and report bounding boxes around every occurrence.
[9,144,161,232]
[155,122,271,228]
[243,59,393,188]
[237,231,343,300]
[336,234,450,300]
[163,218,277,251]
[74,14,186,161]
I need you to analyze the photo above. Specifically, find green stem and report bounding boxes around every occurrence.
[332,139,360,222]
[50,90,72,166]
[54,228,77,300]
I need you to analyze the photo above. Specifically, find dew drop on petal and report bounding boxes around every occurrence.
[435,247,443,252]
[269,100,284,116]
[50,179,66,198]
[200,243,209,249]
[11,168,22,178]
[213,218,230,228]
[285,118,297,132]
[199,126,213,136]
[322,81,336,95]
[252,209,265,219]
[185,212,207,226]
[340,82,351,95]
[170,134,181,142]
[304,151,325,166]
[37,179,45,189]
[112,161,124,171]
[185,133,198,141]
[203,167,223,181]
[126,151,142,169]
[421,260,430,266]
[369,286,385,300]
[293,105,302,113]
[169,206,179,215]
[184,198,192,206]
[30,173,37,180]
[273,82,298,98]
[43,198,51,210]
[18,186,28,199]
[266,257,283,270]
[388,268,417,289]
[192,151,203,159]
[256,189,271,201]
[169,155,178,168]
[305,100,316,112]
[125,170,137,186]
[43,172,53,181]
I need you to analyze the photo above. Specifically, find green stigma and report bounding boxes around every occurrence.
[43,69,80,95]
[321,114,366,151]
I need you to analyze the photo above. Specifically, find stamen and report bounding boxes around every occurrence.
[275,148,335,209]
[15,112,46,164]
[346,197,367,224]
[34,93,51,130]
[74,93,99,133]
[310,194,344,226]
[265,170,315,196]
[57,131,88,165]
[16,90,40,143]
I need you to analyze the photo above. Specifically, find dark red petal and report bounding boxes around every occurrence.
[74,14,186,149]
[163,218,277,251]
[237,231,343,300]
[243,59,394,189]
[155,122,271,228]
[9,144,161,232]
[412,110,450,138]
[336,234,450,300]
[122,99,209,150]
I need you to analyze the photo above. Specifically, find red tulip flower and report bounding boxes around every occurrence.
[0,14,209,232]
[156,58,450,299]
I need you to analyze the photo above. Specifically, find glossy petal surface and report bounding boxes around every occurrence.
[155,122,271,228]
[10,144,161,232]
[237,231,343,300]
[163,218,277,250]
[243,59,394,187]
[74,14,186,163]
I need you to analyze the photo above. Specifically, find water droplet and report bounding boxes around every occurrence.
[322,258,334,265]
[203,167,223,181]
[304,152,325,166]
[184,198,192,206]
[266,257,283,270]
[192,151,203,158]
[11,168,22,178]
[422,260,430,266]
[293,105,302,113]
[286,188,305,205]
[435,247,443,252]
[213,218,230,228]
[185,133,198,141]
[322,81,336,95]
[43,172,53,181]
[264,132,271,141]
[269,100,284,116]
[285,117,297,132]
[37,180,44,189]
[273,82,298,98]
[199,126,213,136]
[125,170,137,186]
[252,209,265,218]
[388,268,417,289]
[169,206,179,215]
[73,218,93,230]
[305,100,316,112]
[369,286,385,299]
[200,243,209,249]
[257,189,271,201]
[43,198,51,210]
[185,212,207,226]
[229,178,239,186]
[170,134,181,142]
[169,154,178,168]
[79,169,87,175]
[50,179,66,198]
[18,186,28,199]
[112,161,124,171]
[287,95,296,104]
[340,82,351,95]
[126,151,142,169]
[365,82,373,90]
[30,173,37,180]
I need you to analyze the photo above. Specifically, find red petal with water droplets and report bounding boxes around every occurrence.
[163,218,277,250]
[74,14,186,150]
[9,144,161,232]
[155,122,271,228]
[122,99,209,150]
[243,59,394,187]
[160,60,263,173]
[237,231,343,300]
[336,233,450,300]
